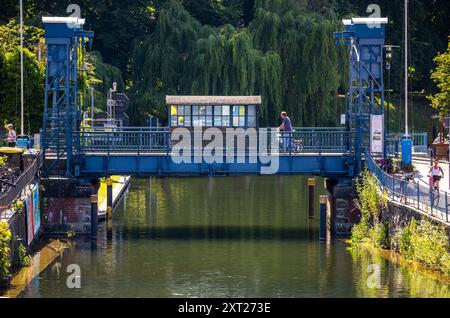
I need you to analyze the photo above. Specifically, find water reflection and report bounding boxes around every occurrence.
[16,176,450,298]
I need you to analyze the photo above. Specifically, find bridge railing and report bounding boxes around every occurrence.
[365,152,449,224]
[77,128,170,154]
[76,128,355,155]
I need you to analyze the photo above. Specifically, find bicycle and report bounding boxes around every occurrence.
[276,131,303,153]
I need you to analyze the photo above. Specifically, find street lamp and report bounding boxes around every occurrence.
[401,0,412,169]
[384,45,399,137]
[107,82,117,125]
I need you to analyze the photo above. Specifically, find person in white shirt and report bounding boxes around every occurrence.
[5,124,17,147]
[428,159,445,191]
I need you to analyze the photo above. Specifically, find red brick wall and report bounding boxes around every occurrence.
[44,197,92,235]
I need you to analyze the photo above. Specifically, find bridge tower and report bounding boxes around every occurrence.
[41,17,93,176]
[334,17,388,171]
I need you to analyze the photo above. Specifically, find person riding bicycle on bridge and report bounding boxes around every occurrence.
[428,159,445,191]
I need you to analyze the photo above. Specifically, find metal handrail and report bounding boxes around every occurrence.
[76,129,355,155]
[0,152,43,212]
[365,152,449,223]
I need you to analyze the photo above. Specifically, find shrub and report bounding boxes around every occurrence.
[400,219,450,276]
[0,220,11,280]
[16,242,31,267]
[12,200,25,215]
[0,156,7,168]
[352,169,389,248]
[369,222,390,249]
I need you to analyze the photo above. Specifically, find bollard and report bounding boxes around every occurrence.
[308,178,316,219]
[90,195,98,239]
[106,177,113,218]
[319,195,327,241]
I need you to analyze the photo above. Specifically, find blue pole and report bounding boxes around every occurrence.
[319,195,327,241]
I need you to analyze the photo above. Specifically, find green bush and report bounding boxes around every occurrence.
[351,169,389,248]
[0,156,7,168]
[11,200,25,215]
[350,222,369,244]
[16,242,31,268]
[399,219,450,276]
[369,223,390,249]
[0,220,11,280]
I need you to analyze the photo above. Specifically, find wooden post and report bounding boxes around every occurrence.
[106,178,113,240]
[308,178,316,240]
[308,178,316,219]
[106,177,113,218]
[90,195,98,239]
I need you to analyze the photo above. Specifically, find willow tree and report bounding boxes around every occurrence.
[250,0,344,126]
[131,0,203,123]
[131,0,344,127]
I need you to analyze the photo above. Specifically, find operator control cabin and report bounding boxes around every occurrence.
[166,96,261,130]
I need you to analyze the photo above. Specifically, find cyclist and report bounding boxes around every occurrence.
[428,159,444,191]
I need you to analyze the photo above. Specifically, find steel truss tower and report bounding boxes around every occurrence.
[41,17,93,176]
[334,17,388,170]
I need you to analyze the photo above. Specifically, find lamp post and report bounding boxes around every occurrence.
[20,0,24,137]
[401,0,412,168]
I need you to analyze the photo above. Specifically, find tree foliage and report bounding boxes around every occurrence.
[131,0,345,126]
[428,39,450,117]
[0,21,45,134]
[0,220,11,280]
[0,19,124,132]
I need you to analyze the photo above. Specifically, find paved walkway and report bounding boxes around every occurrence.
[413,158,450,193]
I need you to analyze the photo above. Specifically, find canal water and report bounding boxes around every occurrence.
[18,177,450,298]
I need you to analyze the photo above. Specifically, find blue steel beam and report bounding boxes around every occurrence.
[79,154,354,178]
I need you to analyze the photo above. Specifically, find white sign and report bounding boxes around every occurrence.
[370,114,384,154]
[340,114,346,126]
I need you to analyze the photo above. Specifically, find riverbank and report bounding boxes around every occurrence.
[0,239,68,298]
[352,170,450,278]
[349,241,450,284]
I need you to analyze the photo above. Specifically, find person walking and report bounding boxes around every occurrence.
[5,124,17,147]
[277,111,293,152]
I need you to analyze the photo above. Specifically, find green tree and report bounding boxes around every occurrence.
[0,21,45,134]
[428,39,450,116]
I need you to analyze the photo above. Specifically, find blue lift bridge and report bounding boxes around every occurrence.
[40,16,389,179]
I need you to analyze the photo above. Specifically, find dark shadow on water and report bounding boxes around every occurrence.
[112,225,314,241]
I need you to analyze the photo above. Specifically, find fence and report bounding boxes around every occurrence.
[76,127,355,156]
[386,132,428,155]
[0,152,43,214]
[365,152,449,223]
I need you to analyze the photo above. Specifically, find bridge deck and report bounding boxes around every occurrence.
[44,127,357,177]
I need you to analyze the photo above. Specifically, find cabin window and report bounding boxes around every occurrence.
[213,105,230,127]
[248,105,257,127]
[170,102,258,128]
[232,105,246,127]
[171,105,192,127]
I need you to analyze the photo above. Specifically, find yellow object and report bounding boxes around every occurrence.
[97,176,122,207]
[171,105,177,116]
[0,147,24,154]
[106,178,113,186]
[308,178,316,186]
